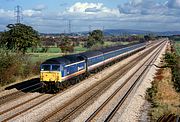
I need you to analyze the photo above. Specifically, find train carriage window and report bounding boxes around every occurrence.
[41,65,50,71]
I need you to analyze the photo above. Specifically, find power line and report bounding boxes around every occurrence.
[89,25,91,32]
[102,26,105,34]
[68,20,71,34]
[102,26,105,31]
[14,5,23,23]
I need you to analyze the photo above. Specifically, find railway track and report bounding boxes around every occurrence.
[86,41,166,122]
[0,93,55,122]
[0,82,42,105]
[0,41,165,122]
[39,41,165,122]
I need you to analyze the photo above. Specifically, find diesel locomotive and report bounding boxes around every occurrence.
[40,42,146,91]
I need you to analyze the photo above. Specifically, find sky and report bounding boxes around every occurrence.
[0,0,180,33]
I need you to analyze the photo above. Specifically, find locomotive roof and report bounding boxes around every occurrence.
[42,57,71,65]
[42,53,85,65]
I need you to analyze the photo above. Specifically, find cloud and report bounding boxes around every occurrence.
[167,0,180,8]
[32,1,180,32]
[33,4,47,11]
[67,2,103,13]
[85,7,101,12]
[118,0,168,15]
[66,2,119,16]
[23,9,42,17]
[118,0,180,17]
[0,9,14,17]
[1,1,180,33]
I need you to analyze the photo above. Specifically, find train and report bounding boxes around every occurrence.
[40,42,147,92]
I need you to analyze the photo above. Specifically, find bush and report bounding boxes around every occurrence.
[146,81,158,106]
[164,52,177,66]
[172,65,180,92]
[164,52,180,92]
[0,50,40,86]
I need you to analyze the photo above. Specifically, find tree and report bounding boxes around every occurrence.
[58,36,74,54]
[0,23,40,54]
[90,30,104,44]
[85,36,95,48]
[85,30,104,48]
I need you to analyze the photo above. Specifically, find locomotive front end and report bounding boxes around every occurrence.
[40,64,62,91]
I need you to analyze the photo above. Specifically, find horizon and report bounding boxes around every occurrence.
[1,0,180,33]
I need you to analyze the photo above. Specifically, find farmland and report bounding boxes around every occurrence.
[27,41,128,63]
[175,41,180,56]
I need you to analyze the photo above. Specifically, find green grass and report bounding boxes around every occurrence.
[103,41,118,46]
[27,41,135,63]
[28,53,62,63]
[47,47,61,53]
[27,47,62,53]
[74,45,88,53]
[27,45,88,54]
[175,41,180,56]
[27,45,88,63]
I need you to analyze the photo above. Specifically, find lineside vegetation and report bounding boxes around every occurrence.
[146,38,180,121]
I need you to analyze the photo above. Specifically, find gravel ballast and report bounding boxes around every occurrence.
[72,41,165,122]
[116,40,168,122]
[8,41,162,122]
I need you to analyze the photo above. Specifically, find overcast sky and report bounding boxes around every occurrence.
[0,0,180,33]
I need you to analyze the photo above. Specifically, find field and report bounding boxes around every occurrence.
[28,41,128,64]
[171,36,180,56]
[175,41,180,56]
[28,53,62,63]
[27,45,88,63]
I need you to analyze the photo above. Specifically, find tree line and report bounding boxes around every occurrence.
[0,23,105,54]
[0,23,155,54]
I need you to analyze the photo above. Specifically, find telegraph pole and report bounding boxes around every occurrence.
[14,5,22,23]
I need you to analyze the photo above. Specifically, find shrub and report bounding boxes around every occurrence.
[146,81,158,106]
[164,52,180,92]
[0,50,20,85]
[0,49,40,86]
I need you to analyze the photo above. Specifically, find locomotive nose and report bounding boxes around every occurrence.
[40,72,61,82]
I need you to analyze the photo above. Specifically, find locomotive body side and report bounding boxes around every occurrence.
[61,60,86,81]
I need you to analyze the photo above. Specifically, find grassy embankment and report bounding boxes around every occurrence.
[146,39,180,121]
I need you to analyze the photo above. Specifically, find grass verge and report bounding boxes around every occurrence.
[146,68,180,121]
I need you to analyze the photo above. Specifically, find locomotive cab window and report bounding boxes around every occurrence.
[41,65,50,71]
[52,65,60,71]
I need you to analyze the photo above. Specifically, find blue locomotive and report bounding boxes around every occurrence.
[40,42,146,91]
